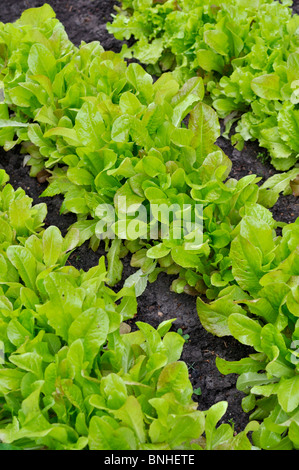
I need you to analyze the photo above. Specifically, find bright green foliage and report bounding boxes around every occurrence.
[197,216,299,449]
[123,153,298,300]
[108,0,299,170]
[0,5,295,299]
[107,0,299,448]
[0,170,232,451]
[0,4,299,451]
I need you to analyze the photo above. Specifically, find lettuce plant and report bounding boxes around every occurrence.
[0,169,210,450]
[108,0,299,170]
[197,214,299,449]
[0,170,257,450]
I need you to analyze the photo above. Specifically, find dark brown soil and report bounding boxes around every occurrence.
[0,0,298,436]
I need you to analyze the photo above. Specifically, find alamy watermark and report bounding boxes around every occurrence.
[94,197,204,248]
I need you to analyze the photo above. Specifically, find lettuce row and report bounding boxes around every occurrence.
[0,169,257,450]
[195,214,299,449]
[0,5,296,300]
[0,5,298,450]
[108,0,299,170]
[107,0,299,448]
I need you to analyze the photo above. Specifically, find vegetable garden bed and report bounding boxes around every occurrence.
[0,0,298,451]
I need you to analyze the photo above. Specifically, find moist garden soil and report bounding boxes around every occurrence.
[0,0,299,435]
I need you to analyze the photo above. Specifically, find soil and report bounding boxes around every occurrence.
[0,0,298,436]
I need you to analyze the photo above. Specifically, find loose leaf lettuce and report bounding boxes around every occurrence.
[108,0,299,170]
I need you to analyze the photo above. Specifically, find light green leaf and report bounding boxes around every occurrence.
[75,101,105,149]
[228,313,262,350]
[100,374,128,410]
[204,401,228,450]
[171,77,204,126]
[43,127,80,146]
[126,63,153,103]
[6,246,37,291]
[0,119,29,128]
[106,238,123,287]
[251,74,281,100]
[230,235,264,294]
[113,396,146,444]
[147,243,171,259]
[88,416,137,450]
[197,294,245,337]
[9,352,44,379]
[197,49,224,73]
[204,30,229,56]
[277,376,299,413]
[0,369,25,394]
[68,307,109,364]
[42,226,63,267]
[19,4,56,26]
[28,43,57,81]
[156,361,193,404]
[119,91,144,115]
[189,102,220,161]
